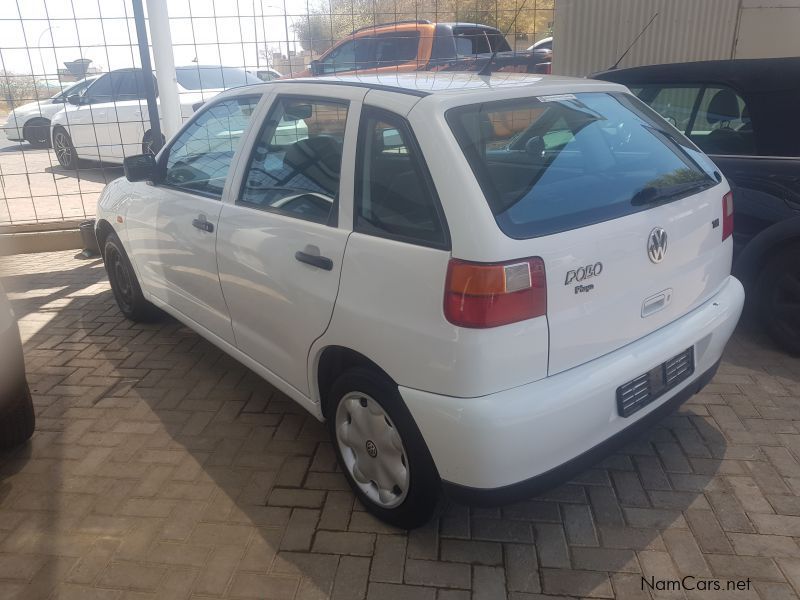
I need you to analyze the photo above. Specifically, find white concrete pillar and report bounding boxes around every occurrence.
[145,0,182,139]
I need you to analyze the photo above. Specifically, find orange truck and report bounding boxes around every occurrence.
[291,20,551,78]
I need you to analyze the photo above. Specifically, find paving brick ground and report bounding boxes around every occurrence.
[1,249,800,599]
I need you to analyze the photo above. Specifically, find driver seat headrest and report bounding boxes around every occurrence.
[706,89,741,125]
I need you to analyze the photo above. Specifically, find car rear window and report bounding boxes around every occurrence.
[446,92,719,239]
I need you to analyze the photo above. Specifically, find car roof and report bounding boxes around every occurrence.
[266,72,623,98]
[594,57,800,93]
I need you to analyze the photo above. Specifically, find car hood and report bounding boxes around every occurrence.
[8,99,53,117]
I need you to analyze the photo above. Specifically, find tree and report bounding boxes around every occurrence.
[293,13,338,54]
[0,71,38,112]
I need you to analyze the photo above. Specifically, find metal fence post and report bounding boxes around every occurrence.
[131,0,163,154]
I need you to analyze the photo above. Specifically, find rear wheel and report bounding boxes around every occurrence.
[104,233,160,322]
[756,242,800,355]
[23,118,51,148]
[52,127,78,169]
[327,367,440,529]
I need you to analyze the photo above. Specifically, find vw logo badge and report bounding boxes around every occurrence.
[647,227,668,263]
[366,440,378,458]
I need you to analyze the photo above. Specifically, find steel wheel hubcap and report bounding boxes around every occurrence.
[111,251,133,310]
[335,392,409,508]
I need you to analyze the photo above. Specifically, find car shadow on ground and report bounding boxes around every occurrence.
[0,255,732,599]
[44,162,124,186]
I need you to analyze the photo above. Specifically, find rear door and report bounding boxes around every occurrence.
[217,88,361,395]
[448,91,732,375]
[105,70,151,160]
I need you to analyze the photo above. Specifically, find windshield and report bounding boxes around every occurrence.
[176,67,261,90]
[446,92,717,239]
[51,77,95,100]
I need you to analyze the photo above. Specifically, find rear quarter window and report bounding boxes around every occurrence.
[446,92,719,239]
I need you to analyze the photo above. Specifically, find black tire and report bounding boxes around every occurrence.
[756,242,800,355]
[0,384,35,449]
[142,130,166,156]
[327,367,440,529]
[103,233,160,322]
[23,118,51,148]
[52,126,78,169]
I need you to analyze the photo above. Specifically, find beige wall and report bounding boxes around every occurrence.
[735,0,800,58]
[553,0,800,77]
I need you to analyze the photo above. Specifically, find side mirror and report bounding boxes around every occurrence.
[309,60,320,76]
[123,154,158,182]
[66,94,83,106]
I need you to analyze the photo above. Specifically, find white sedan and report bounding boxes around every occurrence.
[50,66,262,169]
[95,73,743,527]
[0,76,98,147]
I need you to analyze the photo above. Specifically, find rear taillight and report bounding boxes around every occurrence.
[444,257,546,328]
[722,191,734,241]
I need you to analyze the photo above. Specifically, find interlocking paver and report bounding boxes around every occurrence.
[2,250,800,599]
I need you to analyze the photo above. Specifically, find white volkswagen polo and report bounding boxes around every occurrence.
[95,73,744,528]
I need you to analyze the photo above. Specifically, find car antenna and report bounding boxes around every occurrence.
[608,12,659,70]
[478,0,530,77]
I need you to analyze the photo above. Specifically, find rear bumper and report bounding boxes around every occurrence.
[400,275,744,499]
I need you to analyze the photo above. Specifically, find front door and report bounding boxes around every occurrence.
[217,91,360,395]
[125,94,263,344]
[66,72,115,161]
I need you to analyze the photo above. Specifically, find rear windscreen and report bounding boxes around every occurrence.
[446,92,719,239]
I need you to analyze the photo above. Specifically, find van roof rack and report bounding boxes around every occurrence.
[351,19,432,35]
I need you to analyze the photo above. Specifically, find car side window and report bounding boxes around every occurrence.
[689,86,754,156]
[163,95,261,198]
[84,74,114,104]
[115,71,154,101]
[319,39,374,73]
[374,31,420,67]
[635,85,702,133]
[238,96,348,224]
[355,107,448,248]
[453,29,492,55]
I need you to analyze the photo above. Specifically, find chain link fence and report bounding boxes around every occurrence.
[0,0,553,227]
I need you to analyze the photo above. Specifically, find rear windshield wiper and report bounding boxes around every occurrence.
[630,179,715,206]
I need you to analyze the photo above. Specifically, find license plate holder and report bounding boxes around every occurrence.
[616,347,694,418]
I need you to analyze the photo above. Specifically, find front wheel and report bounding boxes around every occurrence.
[327,367,440,529]
[104,234,160,322]
[756,242,800,355]
[52,127,78,169]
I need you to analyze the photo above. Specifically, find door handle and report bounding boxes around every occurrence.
[192,216,214,233]
[295,250,333,271]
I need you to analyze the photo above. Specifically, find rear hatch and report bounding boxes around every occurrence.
[447,90,733,375]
